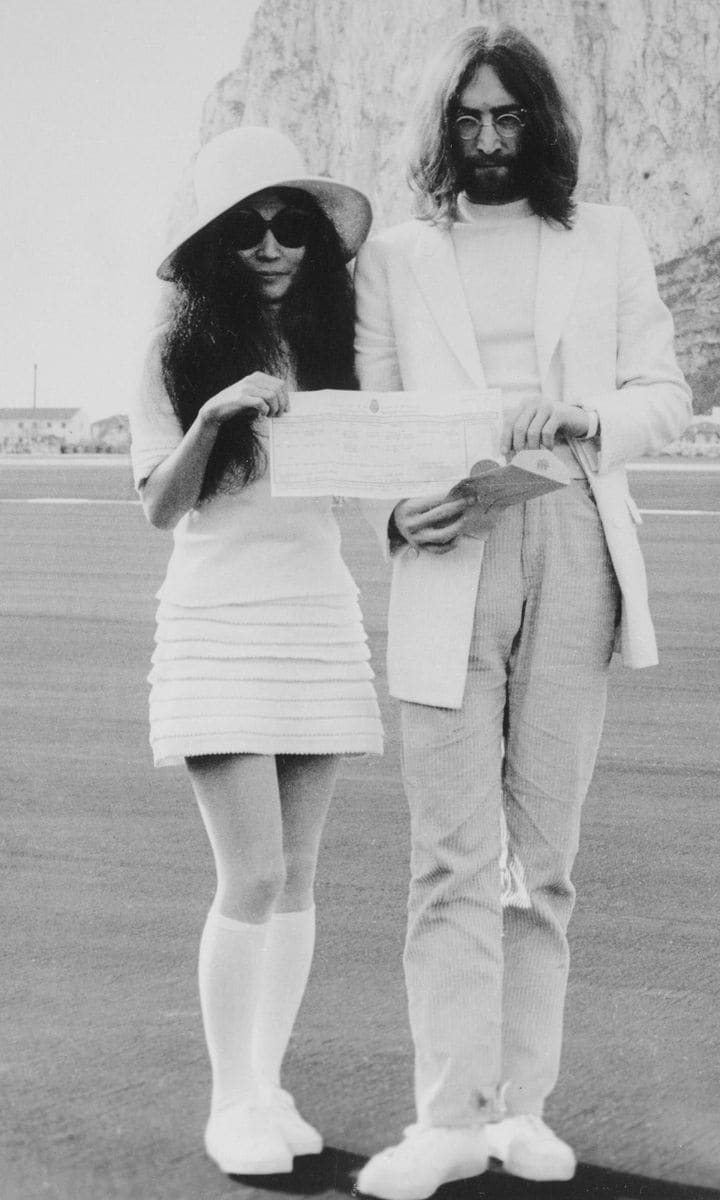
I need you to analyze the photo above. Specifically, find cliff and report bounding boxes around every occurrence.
[191,0,719,408]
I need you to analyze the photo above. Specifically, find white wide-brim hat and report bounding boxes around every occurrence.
[157,126,372,279]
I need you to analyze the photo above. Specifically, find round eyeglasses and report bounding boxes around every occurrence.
[454,110,527,142]
[225,207,314,251]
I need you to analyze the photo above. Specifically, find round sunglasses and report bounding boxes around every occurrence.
[225,207,314,251]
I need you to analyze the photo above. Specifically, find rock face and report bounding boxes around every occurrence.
[194,0,719,408]
[657,236,720,413]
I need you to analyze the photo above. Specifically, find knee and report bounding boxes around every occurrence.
[410,832,501,895]
[510,866,576,932]
[281,849,318,911]
[218,860,287,923]
[251,864,287,913]
[537,875,576,927]
[503,824,578,922]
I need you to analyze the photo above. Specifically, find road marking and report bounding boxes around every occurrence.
[641,508,720,516]
[629,461,720,472]
[0,497,140,504]
[1,499,719,516]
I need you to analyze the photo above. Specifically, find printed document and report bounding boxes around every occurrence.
[268,389,503,498]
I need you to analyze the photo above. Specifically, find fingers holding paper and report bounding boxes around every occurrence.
[502,402,591,454]
[392,495,470,555]
[201,373,290,429]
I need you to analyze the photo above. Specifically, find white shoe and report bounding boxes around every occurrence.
[204,1102,293,1175]
[356,1125,489,1200]
[485,1114,576,1181]
[259,1086,323,1156]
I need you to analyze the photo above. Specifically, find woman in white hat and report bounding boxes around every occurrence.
[130,126,382,1176]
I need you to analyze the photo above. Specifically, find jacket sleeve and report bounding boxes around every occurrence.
[582,208,692,473]
[354,236,403,392]
[353,236,409,554]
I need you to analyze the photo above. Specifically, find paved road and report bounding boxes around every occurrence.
[1,462,719,1200]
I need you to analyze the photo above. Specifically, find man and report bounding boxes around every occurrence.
[354,23,691,1200]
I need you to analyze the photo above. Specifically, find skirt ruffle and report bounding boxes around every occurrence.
[148,596,383,766]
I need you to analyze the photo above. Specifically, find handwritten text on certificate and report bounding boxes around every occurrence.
[268,390,503,498]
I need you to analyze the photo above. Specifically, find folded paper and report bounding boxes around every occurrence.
[446,449,572,537]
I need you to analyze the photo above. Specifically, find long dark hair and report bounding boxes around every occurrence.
[161,189,357,500]
[408,23,580,228]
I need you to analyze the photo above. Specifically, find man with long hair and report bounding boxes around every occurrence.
[354,23,690,1199]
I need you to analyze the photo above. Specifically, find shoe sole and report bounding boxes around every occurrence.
[355,1176,438,1200]
[356,1156,489,1200]
[206,1146,293,1175]
[503,1152,576,1182]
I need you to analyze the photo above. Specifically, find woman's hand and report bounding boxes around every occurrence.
[392,494,470,555]
[140,373,288,530]
[501,402,590,455]
[199,373,290,429]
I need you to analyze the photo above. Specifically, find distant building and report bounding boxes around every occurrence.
[0,407,90,454]
[90,414,130,452]
[663,411,720,457]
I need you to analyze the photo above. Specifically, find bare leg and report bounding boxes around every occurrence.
[188,752,285,922]
[277,752,340,910]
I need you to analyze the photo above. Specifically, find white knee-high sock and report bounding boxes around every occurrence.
[252,906,316,1090]
[198,910,267,1113]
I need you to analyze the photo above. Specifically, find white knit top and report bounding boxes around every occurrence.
[129,327,359,607]
[452,194,582,475]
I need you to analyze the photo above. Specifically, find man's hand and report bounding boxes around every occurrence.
[501,402,590,455]
[392,494,470,555]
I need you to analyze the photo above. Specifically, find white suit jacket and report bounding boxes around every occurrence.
[354,202,692,707]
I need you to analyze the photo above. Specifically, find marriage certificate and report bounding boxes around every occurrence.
[268,389,502,499]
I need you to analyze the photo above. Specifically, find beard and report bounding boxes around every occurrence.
[456,153,529,205]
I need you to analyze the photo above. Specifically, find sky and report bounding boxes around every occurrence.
[0,0,262,421]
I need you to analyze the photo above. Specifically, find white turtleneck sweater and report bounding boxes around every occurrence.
[452,193,582,476]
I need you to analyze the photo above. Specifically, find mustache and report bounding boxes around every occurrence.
[466,153,512,166]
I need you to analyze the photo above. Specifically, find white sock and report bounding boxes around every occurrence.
[198,909,267,1113]
[252,906,316,1090]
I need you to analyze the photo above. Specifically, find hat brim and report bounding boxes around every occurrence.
[157,175,372,279]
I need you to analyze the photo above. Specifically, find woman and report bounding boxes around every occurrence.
[130,126,383,1177]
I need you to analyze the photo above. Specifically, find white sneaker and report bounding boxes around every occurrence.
[356,1125,489,1200]
[485,1114,576,1181]
[204,1102,293,1175]
[259,1086,323,1156]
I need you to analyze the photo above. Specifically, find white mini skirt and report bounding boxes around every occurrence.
[147,595,383,767]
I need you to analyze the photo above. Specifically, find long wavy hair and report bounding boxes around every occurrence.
[407,24,580,228]
[161,189,357,501]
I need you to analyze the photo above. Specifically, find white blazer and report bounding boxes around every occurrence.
[354,202,692,708]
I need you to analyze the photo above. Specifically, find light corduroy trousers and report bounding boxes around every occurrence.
[400,481,620,1128]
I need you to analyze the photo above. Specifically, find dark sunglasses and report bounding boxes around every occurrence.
[225,207,314,251]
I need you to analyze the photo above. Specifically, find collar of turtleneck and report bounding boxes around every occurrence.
[456,193,534,225]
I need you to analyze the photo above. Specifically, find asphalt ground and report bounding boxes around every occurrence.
[1,459,719,1200]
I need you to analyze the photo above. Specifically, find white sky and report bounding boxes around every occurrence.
[0,0,262,420]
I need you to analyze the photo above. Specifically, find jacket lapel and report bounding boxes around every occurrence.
[409,223,487,388]
[535,218,586,388]
[408,215,587,393]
